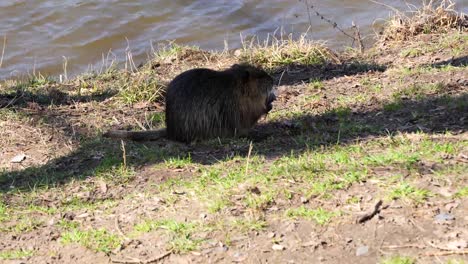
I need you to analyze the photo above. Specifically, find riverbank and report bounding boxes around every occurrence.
[0,3,467,263]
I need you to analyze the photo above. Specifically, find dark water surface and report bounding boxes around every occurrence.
[1,0,467,79]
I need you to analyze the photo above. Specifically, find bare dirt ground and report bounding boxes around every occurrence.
[0,29,467,264]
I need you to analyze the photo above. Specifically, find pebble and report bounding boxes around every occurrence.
[11,154,26,163]
[267,232,276,239]
[272,244,286,251]
[356,245,369,256]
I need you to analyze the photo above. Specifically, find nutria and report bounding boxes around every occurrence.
[104,63,276,143]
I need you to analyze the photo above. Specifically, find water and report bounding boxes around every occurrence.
[0,0,467,80]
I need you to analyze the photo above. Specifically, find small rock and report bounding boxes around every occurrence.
[11,154,26,163]
[435,213,455,222]
[272,244,286,251]
[199,213,207,219]
[47,218,55,226]
[267,232,276,239]
[300,197,309,204]
[268,206,279,212]
[232,252,248,262]
[356,245,369,256]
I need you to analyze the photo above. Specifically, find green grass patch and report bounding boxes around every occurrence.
[134,219,203,253]
[0,218,43,233]
[392,83,444,100]
[400,48,423,58]
[388,182,431,204]
[286,206,338,225]
[455,187,468,198]
[57,219,80,230]
[60,228,122,254]
[383,100,404,112]
[60,196,115,211]
[381,255,415,264]
[0,249,34,260]
[308,79,324,90]
[230,218,268,233]
[117,75,165,104]
[164,154,193,169]
[0,201,7,222]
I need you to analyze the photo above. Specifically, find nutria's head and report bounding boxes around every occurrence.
[230,64,276,113]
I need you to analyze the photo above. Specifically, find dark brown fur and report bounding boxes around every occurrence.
[104,64,275,143]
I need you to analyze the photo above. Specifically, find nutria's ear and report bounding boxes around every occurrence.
[231,64,249,81]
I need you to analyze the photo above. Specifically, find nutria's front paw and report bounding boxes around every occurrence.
[266,92,276,112]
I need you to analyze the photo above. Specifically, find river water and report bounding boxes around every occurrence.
[0,0,467,80]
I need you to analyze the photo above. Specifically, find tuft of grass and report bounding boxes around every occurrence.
[286,206,338,225]
[240,32,338,69]
[392,83,444,100]
[388,182,431,204]
[57,219,80,230]
[384,100,404,112]
[400,47,423,58]
[230,218,268,233]
[0,249,34,260]
[134,219,203,253]
[244,190,277,210]
[164,154,193,169]
[117,75,165,104]
[0,217,43,233]
[0,201,7,222]
[308,79,324,90]
[381,255,416,264]
[153,42,201,62]
[454,187,468,198]
[380,0,467,41]
[60,228,122,254]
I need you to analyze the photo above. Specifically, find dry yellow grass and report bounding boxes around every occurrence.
[239,32,340,70]
[379,0,467,41]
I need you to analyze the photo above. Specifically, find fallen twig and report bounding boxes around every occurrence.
[357,200,383,224]
[115,216,131,242]
[409,218,426,232]
[112,250,172,264]
[426,240,460,251]
[423,250,468,256]
[382,244,426,249]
